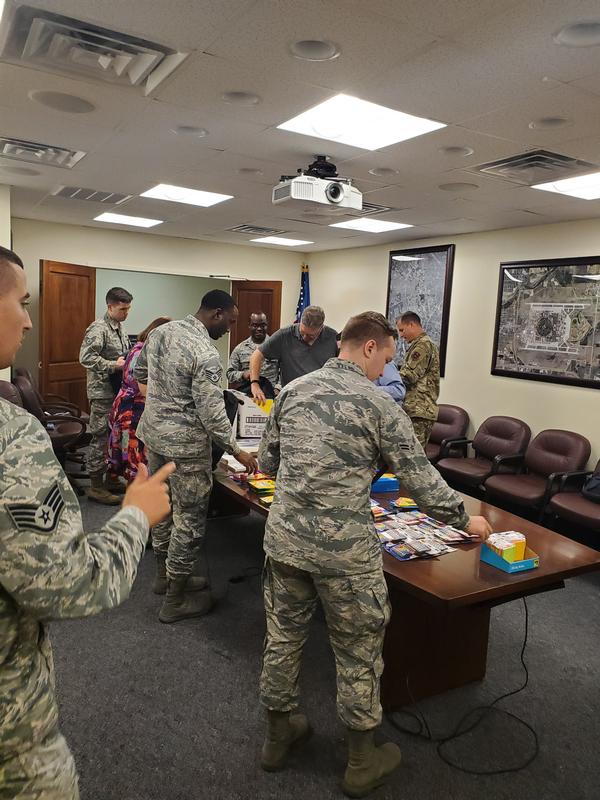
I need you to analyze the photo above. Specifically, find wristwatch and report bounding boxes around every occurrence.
[250,379,260,385]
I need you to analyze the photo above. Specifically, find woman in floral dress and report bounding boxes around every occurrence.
[107,316,170,482]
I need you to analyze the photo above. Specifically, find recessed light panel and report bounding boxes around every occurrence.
[251,236,313,246]
[141,183,233,207]
[278,93,445,151]
[330,219,413,232]
[94,212,163,228]
[532,170,600,199]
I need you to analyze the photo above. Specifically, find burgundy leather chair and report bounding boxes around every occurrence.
[547,459,600,534]
[13,367,89,423]
[436,415,531,491]
[0,379,24,407]
[484,429,591,519]
[425,404,470,464]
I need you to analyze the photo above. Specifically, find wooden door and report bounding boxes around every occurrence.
[40,261,96,410]
[230,280,282,352]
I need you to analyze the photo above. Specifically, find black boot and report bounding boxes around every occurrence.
[158,577,214,623]
[260,710,312,772]
[342,728,401,798]
[153,555,208,595]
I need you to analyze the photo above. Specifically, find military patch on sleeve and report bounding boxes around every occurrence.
[6,483,65,534]
[411,350,422,361]
[204,362,222,384]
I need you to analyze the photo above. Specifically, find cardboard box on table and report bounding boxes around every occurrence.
[234,396,273,438]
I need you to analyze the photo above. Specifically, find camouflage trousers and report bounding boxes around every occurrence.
[146,448,212,578]
[410,417,435,450]
[0,732,79,800]
[87,397,114,476]
[260,558,391,730]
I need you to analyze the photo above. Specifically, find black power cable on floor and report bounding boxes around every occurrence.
[387,597,539,775]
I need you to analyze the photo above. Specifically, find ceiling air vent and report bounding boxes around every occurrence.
[227,224,288,236]
[0,136,85,168]
[468,149,597,186]
[51,186,132,204]
[0,5,188,95]
[347,201,395,217]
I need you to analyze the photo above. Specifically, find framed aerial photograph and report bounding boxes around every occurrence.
[492,256,600,389]
[386,244,455,376]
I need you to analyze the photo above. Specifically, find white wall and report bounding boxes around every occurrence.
[12,218,302,374]
[0,186,11,381]
[309,217,600,467]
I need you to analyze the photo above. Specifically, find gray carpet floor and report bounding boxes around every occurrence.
[49,498,600,800]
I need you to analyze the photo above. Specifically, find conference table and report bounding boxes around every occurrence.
[213,472,600,710]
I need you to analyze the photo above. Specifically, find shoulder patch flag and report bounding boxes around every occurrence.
[6,483,65,534]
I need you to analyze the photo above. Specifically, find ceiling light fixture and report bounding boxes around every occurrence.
[368,167,400,177]
[237,167,264,176]
[438,182,479,192]
[528,117,571,129]
[221,91,261,106]
[140,183,233,206]
[94,212,163,228]
[532,170,600,199]
[278,93,445,151]
[439,145,475,157]
[170,125,209,137]
[251,236,313,246]
[330,219,413,232]
[553,21,600,47]
[289,39,341,61]
[28,90,95,113]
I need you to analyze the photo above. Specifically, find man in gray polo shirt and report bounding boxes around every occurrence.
[249,306,337,404]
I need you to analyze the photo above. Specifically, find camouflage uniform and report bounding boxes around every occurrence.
[226,336,279,387]
[399,333,440,449]
[0,398,149,798]
[79,312,130,475]
[135,315,240,578]
[258,357,468,729]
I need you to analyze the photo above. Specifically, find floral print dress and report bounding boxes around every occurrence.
[107,341,147,482]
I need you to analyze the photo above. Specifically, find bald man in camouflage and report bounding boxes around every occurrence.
[397,311,440,449]
[257,311,491,797]
[0,246,174,799]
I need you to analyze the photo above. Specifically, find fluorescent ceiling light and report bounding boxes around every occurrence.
[140,183,233,206]
[392,255,422,262]
[330,219,413,233]
[251,236,313,246]
[532,171,600,199]
[277,93,445,150]
[94,212,163,228]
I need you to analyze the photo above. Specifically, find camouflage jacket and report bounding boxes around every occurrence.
[399,333,440,421]
[258,358,468,576]
[134,315,239,459]
[226,336,280,387]
[79,312,130,400]
[0,398,148,758]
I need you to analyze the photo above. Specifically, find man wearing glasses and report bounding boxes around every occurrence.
[249,306,338,404]
[227,312,280,398]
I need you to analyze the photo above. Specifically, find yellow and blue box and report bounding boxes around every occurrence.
[481,533,539,573]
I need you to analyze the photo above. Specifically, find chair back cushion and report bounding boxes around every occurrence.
[0,380,24,407]
[429,404,469,446]
[525,429,591,477]
[13,375,45,421]
[473,416,531,460]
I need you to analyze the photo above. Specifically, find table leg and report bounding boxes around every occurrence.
[381,581,490,710]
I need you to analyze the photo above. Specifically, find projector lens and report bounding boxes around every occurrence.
[326,182,343,202]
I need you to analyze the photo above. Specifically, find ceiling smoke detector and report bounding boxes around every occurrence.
[0,135,86,168]
[0,5,189,95]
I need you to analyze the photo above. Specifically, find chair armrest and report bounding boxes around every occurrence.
[43,415,86,436]
[490,452,526,475]
[438,437,472,459]
[555,470,593,494]
[541,471,573,510]
[43,401,82,417]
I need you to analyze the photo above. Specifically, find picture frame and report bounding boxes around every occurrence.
[491,255,600,390]
[386,244,455,376]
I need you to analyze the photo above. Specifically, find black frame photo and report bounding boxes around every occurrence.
[491,255,600,390]
[386,244,455,376]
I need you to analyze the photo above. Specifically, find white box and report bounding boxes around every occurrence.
[236,397,272,438]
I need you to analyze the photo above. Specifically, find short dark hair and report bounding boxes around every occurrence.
[138,316,171,342]
[398,311,421,326]
[341,311,398,346]
[0,245,24,293]
[200,289,236,312]
[106,287,133,305]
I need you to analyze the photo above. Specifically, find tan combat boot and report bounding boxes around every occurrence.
[105,473,126,495]
[152,554,208,595]
[341,728,401,798]
[260,710,312,772]
[87,473,121,505]
[158,577,214,623]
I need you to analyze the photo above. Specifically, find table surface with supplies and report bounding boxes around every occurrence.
[213,471,600,709]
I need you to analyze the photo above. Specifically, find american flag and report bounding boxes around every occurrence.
[294,263,311,322]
